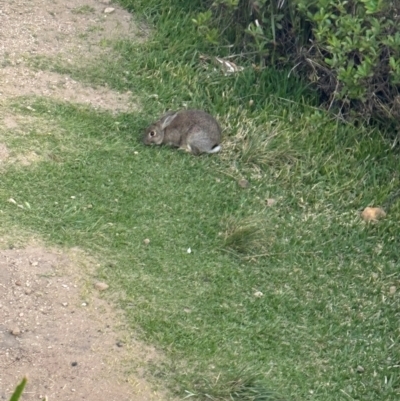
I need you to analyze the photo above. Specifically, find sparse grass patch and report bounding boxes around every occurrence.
[71,5,95,14]
[1,53,13,68]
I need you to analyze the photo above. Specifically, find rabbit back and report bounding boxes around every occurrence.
[168,110,221,154]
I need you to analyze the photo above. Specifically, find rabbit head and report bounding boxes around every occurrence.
[143,111,178,145]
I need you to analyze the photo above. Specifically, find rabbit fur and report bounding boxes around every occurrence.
[143,109,222,155]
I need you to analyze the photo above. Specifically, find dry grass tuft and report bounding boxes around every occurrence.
[221,111,297,171]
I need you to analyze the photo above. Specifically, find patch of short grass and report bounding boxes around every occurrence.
[0,1,399,401]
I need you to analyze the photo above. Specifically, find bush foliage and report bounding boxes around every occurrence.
[194,0,400,132]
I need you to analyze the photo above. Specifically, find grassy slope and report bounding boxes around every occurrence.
[1,1,399,400]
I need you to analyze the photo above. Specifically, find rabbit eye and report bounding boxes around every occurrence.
[149,130,156,137]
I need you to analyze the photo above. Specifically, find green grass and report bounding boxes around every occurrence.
[9,378,27,401]
[1,1,399,400]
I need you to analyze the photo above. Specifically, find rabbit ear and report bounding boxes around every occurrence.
[161,112,178,130]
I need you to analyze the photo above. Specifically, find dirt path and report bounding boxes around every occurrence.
[0,0,141,111]
[0,1,171,400]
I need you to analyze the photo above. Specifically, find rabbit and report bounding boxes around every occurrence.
[143,109,222,155]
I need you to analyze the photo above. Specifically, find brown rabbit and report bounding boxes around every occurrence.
[143,109,222,155]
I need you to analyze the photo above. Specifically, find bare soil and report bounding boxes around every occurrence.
[0,67,135,113]
[0,245,165,401]
[0,1,173,400]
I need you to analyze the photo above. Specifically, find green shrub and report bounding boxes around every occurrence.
[297,0,400,128]
[193,0,400,130]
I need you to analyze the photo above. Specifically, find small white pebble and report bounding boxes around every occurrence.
[10,327,21,336]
